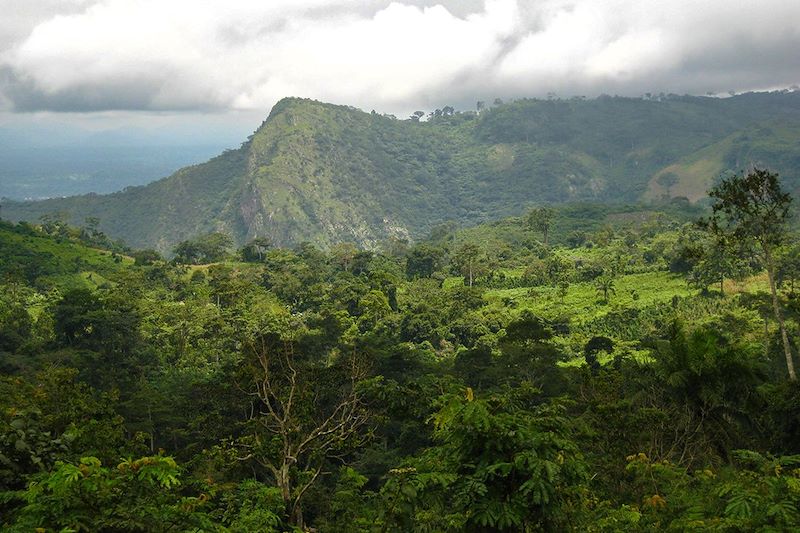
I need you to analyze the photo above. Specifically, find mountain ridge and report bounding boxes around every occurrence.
[5,92,800,253]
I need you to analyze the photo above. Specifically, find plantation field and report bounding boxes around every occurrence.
[446,267,774,362]
[484,271,695,323]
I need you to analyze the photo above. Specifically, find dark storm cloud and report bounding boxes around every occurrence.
[0,0,799,115]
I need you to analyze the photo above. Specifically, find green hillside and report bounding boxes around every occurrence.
[5,91,800,253]
[645,119,800,201]
[0,220,129,290]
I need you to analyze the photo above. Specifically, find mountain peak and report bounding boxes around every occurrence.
[5,92,800,253]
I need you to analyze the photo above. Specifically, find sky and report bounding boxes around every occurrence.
[1,0,800,141]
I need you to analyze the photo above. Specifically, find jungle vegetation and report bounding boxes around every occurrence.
[2,168,800,531]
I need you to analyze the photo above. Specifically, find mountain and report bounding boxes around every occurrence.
[4,92,800,253]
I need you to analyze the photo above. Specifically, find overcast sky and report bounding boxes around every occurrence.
[1,0,800,139]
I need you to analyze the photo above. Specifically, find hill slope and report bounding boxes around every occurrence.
[0,220,129,290]
[5,92,800,253]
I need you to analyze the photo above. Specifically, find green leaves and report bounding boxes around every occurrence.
[706,168,791,250]
[722,489,754,519]
[618,450,800,530]
[6,454,215,532]
[383,390,587,531]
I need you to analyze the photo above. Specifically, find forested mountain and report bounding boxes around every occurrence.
[5,91,800,253]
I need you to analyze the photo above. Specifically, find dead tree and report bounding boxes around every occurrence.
[239,335,371,528]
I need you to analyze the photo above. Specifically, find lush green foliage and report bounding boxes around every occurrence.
[2,191,800,530]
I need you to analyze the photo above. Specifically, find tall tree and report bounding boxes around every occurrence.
[173,232,232,264]
[657,172,680,197]
[383,388,587,531]
[776,243,800,296]
[239,333,371,527]
[688,236,750,296]
[241,236,272,262]
[594,273,617,302]
[527,206,555,246]
[405,244,443,280]
[451,243,482,287]
[702,168,796,380]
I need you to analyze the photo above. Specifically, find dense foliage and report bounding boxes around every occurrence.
[2,183,800,531]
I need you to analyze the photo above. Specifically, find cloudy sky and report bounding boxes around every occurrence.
[1,0,800,139]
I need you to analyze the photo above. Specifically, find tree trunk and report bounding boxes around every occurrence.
[147,404,154,453]
[277,463,294,523]
[720,277,724,296]
[766,250,796,380]
[292,506,304,529]
[764,318,770,359]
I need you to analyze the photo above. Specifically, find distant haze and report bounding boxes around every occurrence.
[0,115,250,200]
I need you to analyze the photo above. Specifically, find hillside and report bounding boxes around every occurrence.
[0,220,129,290]
[644,120,800,201]
[5,91,800,253]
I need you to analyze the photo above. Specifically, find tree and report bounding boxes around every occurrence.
[648,323,766,462]
[383,388,587,531]
[702,168,796,380]
[173,232,233,264]
[657,172,679,197]
[557,280,570,304]
[527,207,555,246]
[241,237,272,262]
[0,289,32,353]
[595,274,616,302]
[688,236,750,296]
[53,288,141,358]
[776,243,800,296]
[583,336,614,371]
[331,242,359,272]
[405,244,443,280]
[132,249,162,266]
[6,455,214,531]
[0,367,127,494]
[239,333,372,527]
[451,243,482,287]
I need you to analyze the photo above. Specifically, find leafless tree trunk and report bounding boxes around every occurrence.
[765,245,796,380]
[239,337,371,527]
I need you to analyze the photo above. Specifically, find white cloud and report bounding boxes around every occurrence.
[1,0,800,114]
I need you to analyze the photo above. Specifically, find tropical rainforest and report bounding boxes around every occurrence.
[2,163,800,531]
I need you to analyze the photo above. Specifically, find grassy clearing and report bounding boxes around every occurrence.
[484,271,695,324]
[451,267,773,365]
[0,224,127,289]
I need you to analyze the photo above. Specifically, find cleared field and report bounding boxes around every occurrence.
[483,270,695,324]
